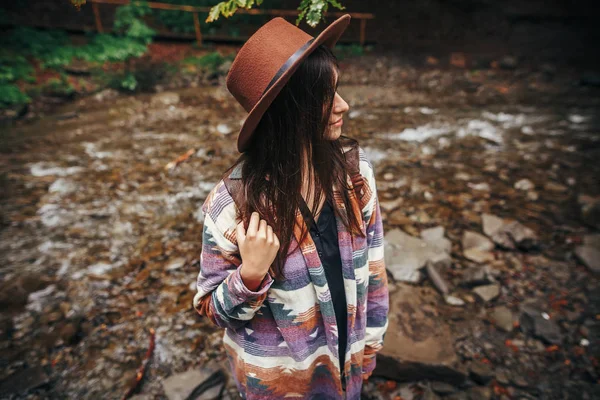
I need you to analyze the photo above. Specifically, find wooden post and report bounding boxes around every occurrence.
[359,18,366,46]
[93,2,103,33]
[193,12,202,46]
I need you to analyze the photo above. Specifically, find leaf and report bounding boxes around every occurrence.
[206,3,222,23]
[329,0,346,10]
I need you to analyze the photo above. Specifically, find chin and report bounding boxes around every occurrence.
[325,128,342,141]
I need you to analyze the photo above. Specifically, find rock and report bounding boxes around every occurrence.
[166,258,186,271]
[49,178,77,194]
[421,226,452,254]
[510,374,529,388]
[490,306,514,332]
[467,386,492,400]
[462,231,495,263]
[425,190,434,201]
[544,181,568,193]
[216,123,232,135]
[460,265,493,287]
[467,182,491,192]
[162,363,227,400]
[388,209,412,225]
[444,295,465,306]
[533,317,563,345]
[151,92,180,106]
[514,179,535,191]
[423,388,442,400]
[64,59,91,75]
[495,368,510,385]
[93,89,119,102]
[384,229,452,283]
[481,214,539,250]
[0,275,50,312]
[578,195,600,230]
[472,284,500,302]
[574,234,600,274]
[426,261,449,295]
[0,366,51,397]
[499,56,518,69]
[57,321,79,346]
[445,392,469,400]
[469,360,494,384]
[218,60,232,76]
[374,284,466,385]
[519,300,563,345]
[430,381,457,395]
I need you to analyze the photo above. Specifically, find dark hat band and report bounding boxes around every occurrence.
[261,37,316,98]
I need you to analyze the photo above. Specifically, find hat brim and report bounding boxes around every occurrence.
[236,14,352,153]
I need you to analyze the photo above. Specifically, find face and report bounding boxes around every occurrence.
[325,69,349,140]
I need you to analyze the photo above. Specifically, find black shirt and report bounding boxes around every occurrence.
[299,196,348,386]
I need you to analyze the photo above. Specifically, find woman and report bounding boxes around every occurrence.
[193,14,389,400]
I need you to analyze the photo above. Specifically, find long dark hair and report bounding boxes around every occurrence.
[223,44,365,281]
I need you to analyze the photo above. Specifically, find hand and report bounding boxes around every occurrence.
[237,212,280,287]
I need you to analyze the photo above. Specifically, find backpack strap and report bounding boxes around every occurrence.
[343,142,367,209]
[223,162,245,212]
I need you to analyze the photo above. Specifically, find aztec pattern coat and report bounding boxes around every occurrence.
[192,145,389,399]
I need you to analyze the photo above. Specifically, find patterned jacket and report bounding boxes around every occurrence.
[193,145,389,399]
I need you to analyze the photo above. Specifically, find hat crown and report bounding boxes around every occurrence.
[226,17,313,113]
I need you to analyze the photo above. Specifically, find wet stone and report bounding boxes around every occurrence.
[491,306,514,332]
[430,381,457,395]
[473,284,500,303]
[469,360,494,384]
[462,231,495,263]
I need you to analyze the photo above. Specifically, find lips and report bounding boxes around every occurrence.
[331,118,342,125]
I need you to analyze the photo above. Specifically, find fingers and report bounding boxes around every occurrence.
[258,219,268,239]
[247,211,260,237]
[243,212,279,249]
[236,220,245,243]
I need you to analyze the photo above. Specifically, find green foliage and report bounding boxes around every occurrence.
[41,76,75,98]
[0,83,31,108]
[154,0,269,36]
[296,0,345,27]
[206,0,345,27]
[82,34,149,63]
[119,73,138,91]
[114,1,156,44]
[207,0,263,22]
[182,51,234,75]
[333,43,364,60]
[1,27,70,60]
[0,54,35,84]
[69,0,87,10]
[0,53,34,107]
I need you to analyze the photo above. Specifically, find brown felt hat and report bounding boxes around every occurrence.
[226,14,352,153]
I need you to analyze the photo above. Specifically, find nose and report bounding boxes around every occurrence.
[335,93,349,114]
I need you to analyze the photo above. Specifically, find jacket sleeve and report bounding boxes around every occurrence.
[358,147,390,375]
[192,182,274,330]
